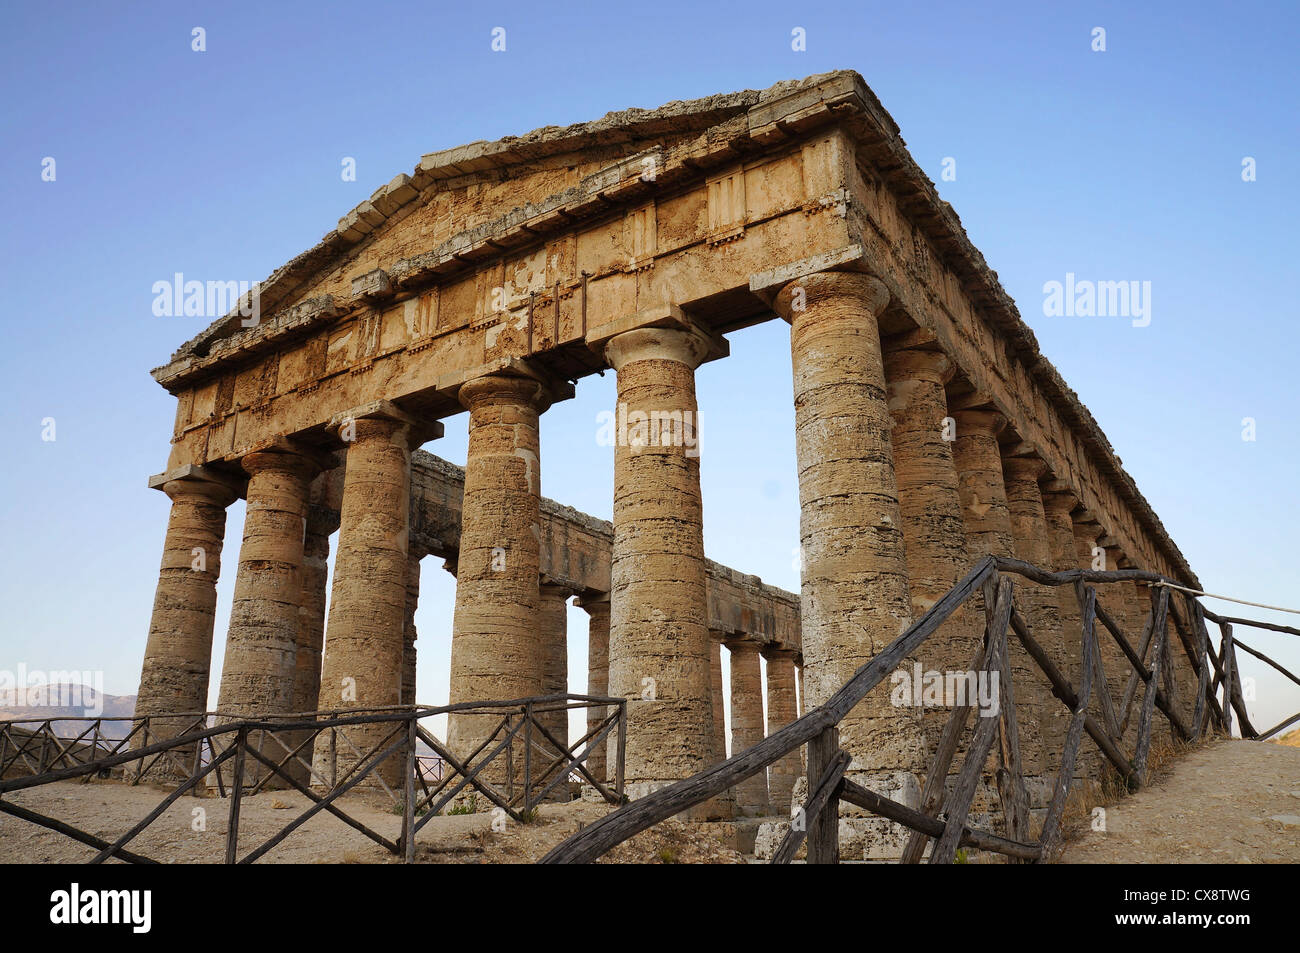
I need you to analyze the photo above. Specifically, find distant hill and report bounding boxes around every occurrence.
[1275,728,1300,748]
[0,686,136,739]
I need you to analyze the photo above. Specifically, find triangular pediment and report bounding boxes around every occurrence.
[161,71,872,369]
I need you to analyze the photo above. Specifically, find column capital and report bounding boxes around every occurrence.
[602,324,715,372]
[952,407,1006,436]
[1001,454,1047,483]
[328,399,444,446]
[148,464,242,507]
[452,360,575,414]
[1041,488,1079,515]
[586,303,727,370]
[239,438,334,480]
[539,579,575,598]
[574,591,610,612]
[724,636,761,655]
[773,270,889,323]
[761,645,800,662]
[882,345,954,384]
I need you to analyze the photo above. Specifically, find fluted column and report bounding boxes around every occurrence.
[577,593,610,783]
[883,346,977,774]
[727,640,769,815]
[600,322,716,796]
[136,470,239,763]
[537,581,572,773]
[1002,454,1060,776]
[949,409,1044,777]
[217,446,323,719]
[764,648,801,814]
[773,273,915,775]
[446,372,559,774]
[314,403,437,788]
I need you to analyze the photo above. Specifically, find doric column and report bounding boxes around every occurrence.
[445,370,562,773]
[288,475,339,784]
[950,410,1014,558]
[883,346,978,777]
[1001,454,1060,776]
[1071,514,1126,728]
[1102,541,1142,725]
[577,593,610,783]
[217,445,325,720]
[598,320,717,796]
[136,469,239,759]
[773,273,915,775]
[708,632,728,764]
[727,640,769,816]
[313,403,439,788]
[537,581,572,763]
[401,548,423,706]
[1041,487,1083,686]
[764,648,801,814]
[294,493,335,717]
[949,409,1044,778]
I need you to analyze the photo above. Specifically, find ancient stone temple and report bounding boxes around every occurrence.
[136,72,1200,821]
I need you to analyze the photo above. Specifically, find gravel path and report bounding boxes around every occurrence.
[1061,739,1300,863]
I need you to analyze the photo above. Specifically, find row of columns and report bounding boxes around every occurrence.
[137,265,1186,812]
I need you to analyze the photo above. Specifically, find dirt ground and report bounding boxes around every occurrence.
[6,739,1294,864]
[0,780,747,864]
[1060,739,1300,863]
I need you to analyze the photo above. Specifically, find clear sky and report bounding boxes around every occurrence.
[1,1,1297,742]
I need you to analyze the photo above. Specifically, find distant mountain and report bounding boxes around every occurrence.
[0,686,136,739]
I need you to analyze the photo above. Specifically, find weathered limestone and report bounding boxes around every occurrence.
[313,403,437,787]
[949,409,1044,777]
[538,581,572,759]
[708,632,728,764]
[1102,541,1141,723]
[217,446,323,720]
[774,272,916,774]
[577,593,610,782]
[136,470,239,756]
[883,346,980,770]
[445,371,558,770]
[598,322,717,797]
[1072,514,1126,723]
[287,477,337,783]
[137,74,1209,824]
[401,549,422,706]
[1041,487,1097,780]
[727,640,769,815]
[294,496,334,717]
[764,648,801,815]
[1002,454,1063,774]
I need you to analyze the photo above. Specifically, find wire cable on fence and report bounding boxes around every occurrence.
[1148,579,1300,616]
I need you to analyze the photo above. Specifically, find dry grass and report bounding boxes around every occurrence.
[1051,726,1212,860]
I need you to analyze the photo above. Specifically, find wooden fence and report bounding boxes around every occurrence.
[0,693,626,864]
[543,556,1299,864]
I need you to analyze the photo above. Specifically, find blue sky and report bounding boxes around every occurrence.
[1,1,1296,741]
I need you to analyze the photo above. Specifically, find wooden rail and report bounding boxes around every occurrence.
[543,557,1298,864]
[0,694,626,864]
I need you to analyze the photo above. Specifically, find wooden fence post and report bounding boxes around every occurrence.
[225,727,247,865]
[805,726,841,864]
